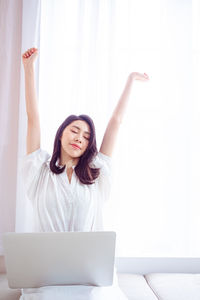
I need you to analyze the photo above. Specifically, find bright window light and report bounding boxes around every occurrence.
[39,0,200,257]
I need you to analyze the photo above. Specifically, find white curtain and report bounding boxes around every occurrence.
[16,0,41,233]
[0,0,23,255]
[0,0,200,258]
[0,0,41,255]
[39,0,200,257]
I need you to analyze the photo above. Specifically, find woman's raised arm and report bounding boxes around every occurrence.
[22,47,41,155]
[99,72,149,157]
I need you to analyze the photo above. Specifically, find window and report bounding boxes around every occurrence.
[39,0,200,257]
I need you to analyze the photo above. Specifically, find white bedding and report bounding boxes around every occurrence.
[20,271,128,300]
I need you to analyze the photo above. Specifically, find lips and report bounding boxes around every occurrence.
[71,144,81,150]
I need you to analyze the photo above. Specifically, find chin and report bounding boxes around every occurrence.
[69,151,83,158]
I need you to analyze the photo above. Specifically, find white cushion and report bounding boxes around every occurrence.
[145,273,200,300]
[2,273,157,300]
[2,272,200,300]
[117,273,158,300]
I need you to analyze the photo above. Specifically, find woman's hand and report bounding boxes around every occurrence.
[22,47,38,70]
[129,72,149,81]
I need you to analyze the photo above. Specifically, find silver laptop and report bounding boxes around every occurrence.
[3,231,116,289]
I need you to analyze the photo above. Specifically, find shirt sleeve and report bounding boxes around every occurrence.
[19,148,51,196]
[92,152,112,203]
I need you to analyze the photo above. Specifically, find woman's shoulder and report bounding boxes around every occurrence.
[21,148,50,160]
[19,148,51,172]
[19,149,52,201]
[92,151,112,168]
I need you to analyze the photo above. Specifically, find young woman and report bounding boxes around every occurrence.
[20,47,149,300]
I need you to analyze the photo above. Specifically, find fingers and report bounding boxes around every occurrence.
[22,47,38,58]
[143,73,149,80]
[129,72,150,81]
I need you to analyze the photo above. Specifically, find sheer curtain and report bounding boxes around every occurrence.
[190,0,200,257]
[0,0,41,257]
[1,0,200,259]
[39,0,200,257]
[0,0,23,256]
[15,0,41,233]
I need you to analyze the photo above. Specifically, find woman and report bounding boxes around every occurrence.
[20,47,149,300]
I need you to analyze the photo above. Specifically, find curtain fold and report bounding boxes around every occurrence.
[0,0,41,255]
[39,0,200,257]
[0,0,23,255]
[16,0,41,233]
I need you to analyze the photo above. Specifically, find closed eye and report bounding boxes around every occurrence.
[71,129,90,140]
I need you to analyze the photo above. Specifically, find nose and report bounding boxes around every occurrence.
[75,135,82,143]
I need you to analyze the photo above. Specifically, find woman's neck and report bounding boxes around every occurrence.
[59,148,79,168]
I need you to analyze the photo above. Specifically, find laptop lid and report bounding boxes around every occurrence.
[3,231,116,289]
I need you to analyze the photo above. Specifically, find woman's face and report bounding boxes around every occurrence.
[60,120,91,158]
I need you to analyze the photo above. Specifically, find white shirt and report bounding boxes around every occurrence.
[20,148,112,233]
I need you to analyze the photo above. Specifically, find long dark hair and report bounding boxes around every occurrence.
[50,115,100,185]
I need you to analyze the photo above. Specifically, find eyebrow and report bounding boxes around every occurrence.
[71,125,90,135]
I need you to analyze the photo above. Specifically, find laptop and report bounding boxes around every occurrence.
[3,231,116,289]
